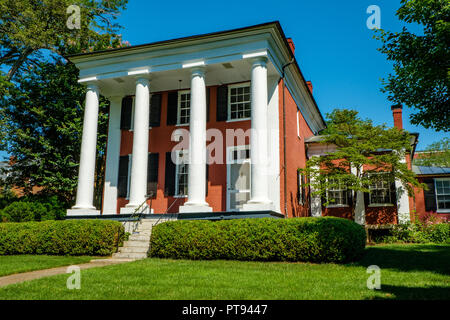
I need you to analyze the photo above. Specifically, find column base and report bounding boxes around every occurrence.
[120,205,153,214]
[398,212,411,224]
[179,203,212,213]
[241,201,274,212]
[66,208,100,216]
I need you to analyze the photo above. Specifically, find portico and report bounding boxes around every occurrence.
[66,22,325,217]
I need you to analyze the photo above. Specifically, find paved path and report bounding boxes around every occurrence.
[0,258,134,288]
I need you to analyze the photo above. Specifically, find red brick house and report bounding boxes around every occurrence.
[65,21,440,225]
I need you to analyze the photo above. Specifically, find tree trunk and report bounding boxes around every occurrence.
[6,47,34,81]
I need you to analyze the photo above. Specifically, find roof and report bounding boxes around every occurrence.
[67,21,326,132]
[412,165,450,176]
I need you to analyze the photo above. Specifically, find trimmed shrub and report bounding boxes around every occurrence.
[378,221,450,244]
[0,220,125,256]
[150,217,366,263]
[0,201,47,222]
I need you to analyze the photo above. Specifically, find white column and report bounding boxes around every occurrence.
[121,77,151,213]
[67,83,100,216]
[310,162,322,217]
[352,166,365,225]
[396,157,411,224]
[179,67,212,213]
[102,96,122,214]
[243,57,273,211]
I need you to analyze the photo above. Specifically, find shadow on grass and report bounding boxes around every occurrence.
[369,284,450,300]
[353,244,450,276]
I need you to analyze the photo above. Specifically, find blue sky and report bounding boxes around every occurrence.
[1,0,447,160]
[113,0,448,150]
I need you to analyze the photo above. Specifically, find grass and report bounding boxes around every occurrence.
[0,244,449,300]
[0,255,94,277]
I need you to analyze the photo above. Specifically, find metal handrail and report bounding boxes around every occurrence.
[129,192,154,233]
[154,197,180,226]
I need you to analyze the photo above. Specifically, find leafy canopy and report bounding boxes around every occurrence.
[0,59,109,205]
[375,0,449,132]
[0,0,128,80]
[414,137,450,167]
[301,109,424,206]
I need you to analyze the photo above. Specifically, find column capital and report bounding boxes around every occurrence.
[250,56,268,67]
[190,66,206,77]
[135,77,150,86]
[85,81,99,92]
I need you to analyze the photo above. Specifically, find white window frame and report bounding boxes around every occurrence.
[227,82,251,122]
[226,145,251,211]
[177,90,191,126]
[435,178,450,213]
[296,111,301,139]
[368,172,394,206]
[126,154,132,199]
[298,171,304,205]
[326,178,348,207]
[174,149,189,197]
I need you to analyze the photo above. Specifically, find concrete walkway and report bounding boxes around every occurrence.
[0,258,134,288]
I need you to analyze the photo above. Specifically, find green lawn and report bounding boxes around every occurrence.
[0,255,94,277]
[0,244,449,300]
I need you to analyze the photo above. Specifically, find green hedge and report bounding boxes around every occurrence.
[150,217,366,263]
[0,220,125,256]
[377,222,450,244]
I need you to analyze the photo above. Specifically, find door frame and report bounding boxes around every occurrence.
[226,145,251,211]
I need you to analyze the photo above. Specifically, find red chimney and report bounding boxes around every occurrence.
[391,104,403,129]
[306,81,313,94]
[287,38,295,55]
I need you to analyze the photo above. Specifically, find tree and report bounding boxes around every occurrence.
[0,0,128,80]
[375,0,449,132]
[0,59,109,206]
[300,109,424,225]
[414,137,450,167]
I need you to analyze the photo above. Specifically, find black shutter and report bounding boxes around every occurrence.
[347,189,353,207]
[424,178,437,211]
[301,174,306,205]
[297,172,301,205]
[216,85,228,121]
[390,180,397,205]
[118,155,129,198]
[167,91,178,125]
[149,94,162,127]
[364,190,370,207]
[206,87,210,122]
[147,153,159,198]
[205,162,209,196]
[120,96,133,130]
[164,152,176,196]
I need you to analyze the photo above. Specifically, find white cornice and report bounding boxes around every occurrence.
[69,23,326,133]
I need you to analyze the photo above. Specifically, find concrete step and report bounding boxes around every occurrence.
[128,234,150,241]
[112,252,148,259]
[118,246,149,253]
[123,240,149,247]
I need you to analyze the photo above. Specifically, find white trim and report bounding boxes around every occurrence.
[177,90,191,126]
[182,61,205,68]
[435,178,450,212]
[227,82,251,121]
[174,149,189,197]
[242,50,268,59]
[127,69,150,76]
[226,145,251,211]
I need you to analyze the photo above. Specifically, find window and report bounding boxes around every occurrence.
[298,172,305,205]
[369,173,394,205]
[177,91,190,125]
[175,150,189,196]
[435,178,450,211]
[326,178,348,206]
[228,84,251,120]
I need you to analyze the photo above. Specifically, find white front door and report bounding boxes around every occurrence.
[227,145,251,211]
